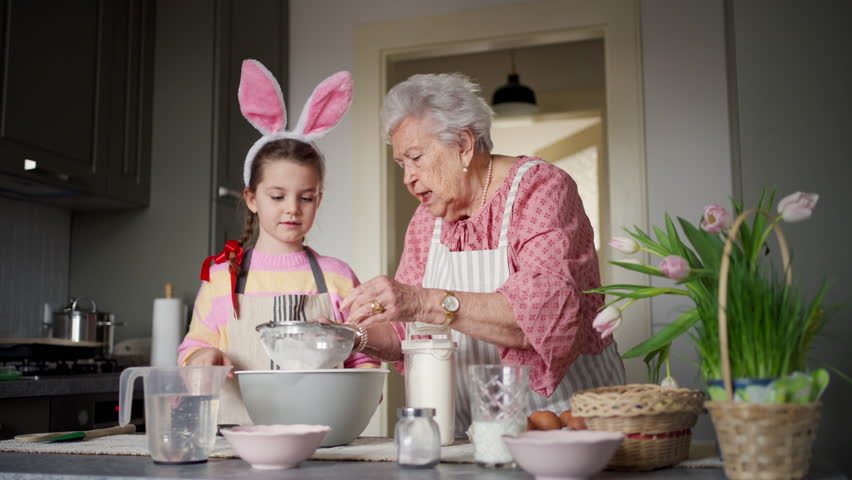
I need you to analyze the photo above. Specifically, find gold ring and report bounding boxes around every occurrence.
[370,300,385,314]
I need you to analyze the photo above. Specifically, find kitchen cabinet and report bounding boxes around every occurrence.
[210,0,288,247]
[0,0,154,209]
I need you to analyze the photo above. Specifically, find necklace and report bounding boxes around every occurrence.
[480,155,493,210]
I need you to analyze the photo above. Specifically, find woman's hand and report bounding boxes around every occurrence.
[186,347,234,378]
[340,275,427,328]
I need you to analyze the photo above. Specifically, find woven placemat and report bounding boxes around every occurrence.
[0,435,475,463]
[0,434,720,468]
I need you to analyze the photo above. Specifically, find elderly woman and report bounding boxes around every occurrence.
[340,73,625,435]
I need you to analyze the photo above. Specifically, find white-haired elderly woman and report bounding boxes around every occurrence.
[340,73,625,435]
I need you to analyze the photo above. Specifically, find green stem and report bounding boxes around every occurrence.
[749,217,781,269]
[639,246,666,257]
[665,355,672,378]
[619,298,639,311]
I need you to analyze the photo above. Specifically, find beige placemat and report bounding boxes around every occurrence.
[0,435,473,463]
[0,435,719,468]
[0,435,235,458]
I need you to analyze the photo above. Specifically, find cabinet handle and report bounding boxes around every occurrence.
[24,159,70,182]
[218,186,243,200]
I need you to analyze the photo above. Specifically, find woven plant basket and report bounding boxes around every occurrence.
[571,384,705,471]
[705,209,822,480]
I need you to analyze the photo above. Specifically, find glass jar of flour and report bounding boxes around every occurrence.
[395,407,441,468]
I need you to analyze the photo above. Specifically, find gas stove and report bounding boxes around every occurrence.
[1,357,120,378]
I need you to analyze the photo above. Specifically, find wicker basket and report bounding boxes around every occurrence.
[705,401,821,480]
[571,384,705,471]
[705,209,822,480]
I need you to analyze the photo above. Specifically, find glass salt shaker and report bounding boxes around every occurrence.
[395,407,441,468]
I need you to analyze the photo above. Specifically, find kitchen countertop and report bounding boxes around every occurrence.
[0,373,128,399]
[0,452,847,479]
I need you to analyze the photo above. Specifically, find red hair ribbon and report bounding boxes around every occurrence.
[200,240,244,315]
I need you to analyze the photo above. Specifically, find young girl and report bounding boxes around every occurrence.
[178,60,378,425]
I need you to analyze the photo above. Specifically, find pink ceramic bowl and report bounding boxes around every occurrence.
[221,424,330,469]
[502,430,624,480]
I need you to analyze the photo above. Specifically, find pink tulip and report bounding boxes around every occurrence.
[592,306,622,339]
[659,255,690,281]
[701,204,732,234]
[609,236,639,254]
[777,192,818,223]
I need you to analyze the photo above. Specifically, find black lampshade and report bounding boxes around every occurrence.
[491,55,538,115]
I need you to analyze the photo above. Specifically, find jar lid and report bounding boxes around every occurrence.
[397,407,435,418]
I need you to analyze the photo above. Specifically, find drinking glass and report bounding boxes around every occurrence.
[468,364,529,468]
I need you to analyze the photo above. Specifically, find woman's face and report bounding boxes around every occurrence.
[245,159,322,254]
[391,115,471,221]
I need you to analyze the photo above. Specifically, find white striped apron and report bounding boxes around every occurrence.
[419,159,626,436]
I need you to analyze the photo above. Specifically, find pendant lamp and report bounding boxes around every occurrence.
[491,51,538,115]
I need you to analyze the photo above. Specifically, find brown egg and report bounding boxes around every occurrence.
[559,409,587,430]
[527,410,563,431]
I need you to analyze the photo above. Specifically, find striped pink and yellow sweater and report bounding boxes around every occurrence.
[178,247,377,368]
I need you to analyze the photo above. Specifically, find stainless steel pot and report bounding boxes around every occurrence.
[44,297,123,356]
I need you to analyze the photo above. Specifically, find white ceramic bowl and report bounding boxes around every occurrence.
[236,369,387,447]
[502,430,625,480]
[221,424,329,469]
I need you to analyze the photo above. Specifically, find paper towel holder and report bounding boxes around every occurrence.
[164,283,173,299]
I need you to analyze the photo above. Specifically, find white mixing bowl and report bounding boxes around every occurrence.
[236,369,387,447]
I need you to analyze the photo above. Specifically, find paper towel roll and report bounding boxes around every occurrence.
[151,297,184,367]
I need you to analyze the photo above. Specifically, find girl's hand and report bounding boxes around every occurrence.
[340,275,425,329]
[186,347,234,378]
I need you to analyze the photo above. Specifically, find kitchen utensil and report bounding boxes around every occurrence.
[255,321,357,370]
[221,424,330,470]
[45,297,123,356]
[15,424,136,443]
[468,364,529,468]
[119,366,231,464]
[236,368,387,447]
[502,430,625,480]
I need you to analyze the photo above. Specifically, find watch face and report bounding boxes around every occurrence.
[442,295,459,312]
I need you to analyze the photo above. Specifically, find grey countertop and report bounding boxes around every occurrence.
[0,374,126,399]
[0,452,847,480]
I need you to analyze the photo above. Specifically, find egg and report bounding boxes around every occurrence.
[527,410,563,431]
[559,409,587,430]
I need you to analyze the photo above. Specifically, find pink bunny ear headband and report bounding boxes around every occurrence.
[238,59,353,186]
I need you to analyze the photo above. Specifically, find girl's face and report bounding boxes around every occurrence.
[391,115,471,222]
[245,159,322,254]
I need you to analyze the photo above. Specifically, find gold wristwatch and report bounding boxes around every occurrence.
[440,291,459,328]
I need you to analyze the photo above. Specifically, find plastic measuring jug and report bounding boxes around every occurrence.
[119,366,231,463]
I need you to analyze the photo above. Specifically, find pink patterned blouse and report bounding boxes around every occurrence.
[391,156,612,397]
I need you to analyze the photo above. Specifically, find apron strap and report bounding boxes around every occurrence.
[235,248,328,294]
[304,248,328,294]
[498,159,545,248]
[235,248,254,294]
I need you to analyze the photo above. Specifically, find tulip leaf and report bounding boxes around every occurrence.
[678,217,723,271]
[622,309,700,359]
[653,226,672,252]
[609,261,665,277]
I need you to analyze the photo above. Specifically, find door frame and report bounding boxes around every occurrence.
[352,0,650,434]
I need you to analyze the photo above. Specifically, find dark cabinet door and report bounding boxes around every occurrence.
[105,0,155,206]
[211,0,288,248]
[0,0,111,194]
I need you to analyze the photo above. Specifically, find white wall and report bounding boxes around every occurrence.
[639,0,732,441]
[289,0,533,263]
